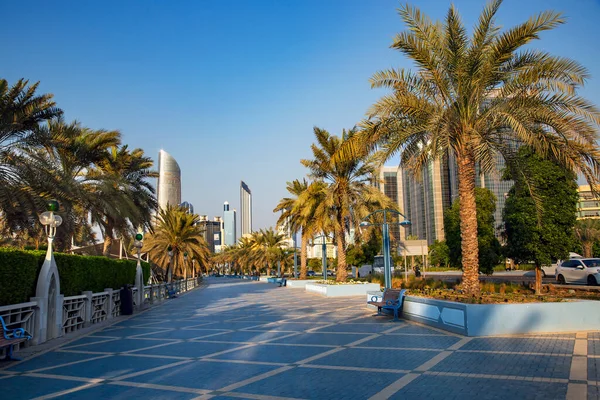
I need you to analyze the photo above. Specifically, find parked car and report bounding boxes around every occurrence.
[555,258,600,285]
[307,271,316,277]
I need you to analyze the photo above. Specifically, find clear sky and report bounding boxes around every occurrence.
[2,0,599,231]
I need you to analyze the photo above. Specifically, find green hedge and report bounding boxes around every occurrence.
[0,247,150,306]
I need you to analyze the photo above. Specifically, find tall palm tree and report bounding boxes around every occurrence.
[575,219,600,258]
[275,179,308,278]
[250,228,288,276]
[354,1,600,294]
[142,205,210,281]
[88,145,158,256]
[0,78,62,232]
[302,127,397,281]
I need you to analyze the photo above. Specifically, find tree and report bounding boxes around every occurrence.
[503,147,578,293]
[249,228,288,276]
[142,205,210,281]
[574,219,600,258]
[445,188,502,275]
[428,240,451,268]
[302,127,396,281]
[352,0,600,294]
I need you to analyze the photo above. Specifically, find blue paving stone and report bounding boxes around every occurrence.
[193,321,265,330]
[211,344,329,363]
[63,336,118,349]
[310,348,441,370]
[312,323,393,334]
[112,318,164,327]
[132,329,226,340]
[462,337,575,354]
[70,338,177,353]
[359,334,461,349]
[388,324,447,335]
[268,332,369,346]
[589,332,600,339]
[197,330,294,343]
[589,340,600,356]
[250,322,328,331]
[588,384,600,400]
[0,375,89,400]
[97,326,170,337]
[41,355,181,379]
[390,374,568,400]
[5,351,103,372]
[130,341,246,358]
[138,320,213,329]
[233,366,402,399]
[589,358,600,381]
[432,352,571,379]
[125,360,279,390]
[57,383,198,399]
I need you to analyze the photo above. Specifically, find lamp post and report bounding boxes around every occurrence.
[293,233,298,278]
[134,232,144,306]
[360,209,411,289]
[312,234,332,282]
[167,245,173,283]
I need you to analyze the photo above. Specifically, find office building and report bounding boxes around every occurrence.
[223,201,237,246]
[377,166,406,248]
[577,185,600,219]
[180,201,194,214]
[198,215,222,253]
[240,181,252,237]
[157,150,181,210]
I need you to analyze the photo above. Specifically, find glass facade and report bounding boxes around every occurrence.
[157,150,181,210]
[240,181,252,236]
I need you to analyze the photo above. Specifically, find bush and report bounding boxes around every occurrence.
[0,247,150,306]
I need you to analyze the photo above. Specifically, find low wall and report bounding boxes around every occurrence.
[400,296,600,336]
[306,283,381,297]
[286,280,312,289]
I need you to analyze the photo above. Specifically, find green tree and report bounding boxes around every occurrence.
[350,0,600,294]
[428,240,451,268]
[445,188,502,275]
[503,147,578,293]
[574,219,600,258]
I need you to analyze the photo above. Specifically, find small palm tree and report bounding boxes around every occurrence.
[142,205,210,281]
[355,1,600,294]
[575,219,600,258]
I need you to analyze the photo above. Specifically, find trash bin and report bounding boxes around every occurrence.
[120,285,134,315]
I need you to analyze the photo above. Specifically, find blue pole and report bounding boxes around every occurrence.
[293,233,298,278]
[322,239,327,281]
[383,223,391,289]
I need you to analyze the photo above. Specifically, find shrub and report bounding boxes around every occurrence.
[0,247,151,306]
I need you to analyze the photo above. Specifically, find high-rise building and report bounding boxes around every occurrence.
[377,166,405,248]
[223,201,237,246]
[179,201,194,214]
[198,215,222,253]
[157,150,181,210]
[577,185,600,219]
[240,181,252,237]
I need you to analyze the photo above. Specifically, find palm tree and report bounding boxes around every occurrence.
[355,1,600,294]
[302,127,398,281]
[0,78,62,232]
[275,179,308,277]
[250,228,288,276]
[88,145,158,256]
[575,219,600,258]
[142,205,210,281]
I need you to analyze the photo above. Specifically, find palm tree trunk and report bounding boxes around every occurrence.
[457,150,480,295]
[102,218,115,257]
[583,242,593,258]
[336,227,347,282]
[535,265,542,295]
[300,233,308,279]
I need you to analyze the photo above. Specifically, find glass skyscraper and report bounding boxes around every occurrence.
[240,181,252,237]
[223,201,237,246]
[157,150,181,210]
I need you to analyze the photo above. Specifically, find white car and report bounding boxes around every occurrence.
[556,258,600,285]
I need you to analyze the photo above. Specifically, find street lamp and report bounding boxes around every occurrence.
[134,232,144,306]
[360,209,411,289]
[312,234,333,282]
[39,200,63,243]
[167,245,174,283]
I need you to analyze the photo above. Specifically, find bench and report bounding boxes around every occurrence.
[0,316,32,361]
[278,278,287,287]
[368,289,407,320]
[167,284,179,298]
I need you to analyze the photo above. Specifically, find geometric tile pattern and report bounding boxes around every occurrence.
[0,277,599,399]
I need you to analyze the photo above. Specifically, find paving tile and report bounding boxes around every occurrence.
[195,330,294,343]
[62,336,119,349]
[588,384,600,400]
[589,357,600,381]
[310,347,440,370]
[211,343,329,363]
[124,360,280,390]
[390,374,568,400]
[0,375,90,400]
[268,332,370,346]
[96,326,171,337]
[431,351,572,379]
[5,351,103,372]
[58,383,198,399]
[386,324,447,336]
[133,329,227,340]
[250,322,329,331]
[191,321,265,330]
[232,366,402,399]
[589,340,600,356]
[129,341,246,358]
[312,323,394,334]
[461,337,575,354]
[359,334,461,349]
[66,338,175,353]
[40,355,181,379]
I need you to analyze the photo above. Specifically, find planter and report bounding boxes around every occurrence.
[306,283,380,297]
[398,295,600,336]
[286,280,312,289]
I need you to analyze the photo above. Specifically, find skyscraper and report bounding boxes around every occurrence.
[223,201,237,246]
[157,150,181,210]
[240,181,252,237]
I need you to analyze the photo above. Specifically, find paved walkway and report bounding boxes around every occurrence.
[1,278,598,399]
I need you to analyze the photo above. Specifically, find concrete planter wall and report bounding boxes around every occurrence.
[306,283,381,297]
[400,295,600,336]
[286,280,313,289]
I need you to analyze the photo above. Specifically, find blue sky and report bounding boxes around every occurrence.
[2,0,599,231]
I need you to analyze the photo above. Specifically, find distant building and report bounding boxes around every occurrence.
[577,185,600,219]
[180,201,194,214]
[198,215,222,253]
[240,181,252,237]
[157,150,181,210]
[223,201,237,246]
[307,236,336,259]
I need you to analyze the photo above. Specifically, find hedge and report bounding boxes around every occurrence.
[0,247,151,306]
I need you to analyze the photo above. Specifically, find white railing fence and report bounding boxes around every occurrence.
[0,277,202,353]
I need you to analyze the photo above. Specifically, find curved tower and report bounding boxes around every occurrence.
[157,150,181,210]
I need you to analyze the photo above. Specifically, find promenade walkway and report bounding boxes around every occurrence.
[0,277,596,399]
